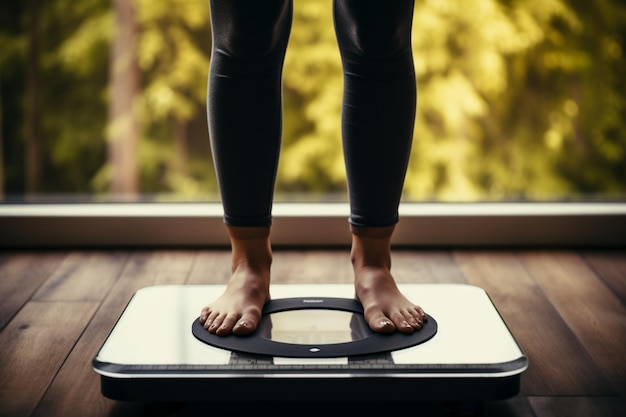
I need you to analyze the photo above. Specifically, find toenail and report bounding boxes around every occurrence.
[379,320,392,327]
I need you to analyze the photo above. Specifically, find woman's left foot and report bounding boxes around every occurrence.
[351,225,427,334]
[354,264,426,334]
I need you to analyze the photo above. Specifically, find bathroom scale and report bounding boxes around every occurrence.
[93,284,528,404]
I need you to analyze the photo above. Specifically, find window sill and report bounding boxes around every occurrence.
[1,202,625,248]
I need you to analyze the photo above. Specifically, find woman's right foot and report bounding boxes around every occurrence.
[199,263,270,336]
[199,226,272,336]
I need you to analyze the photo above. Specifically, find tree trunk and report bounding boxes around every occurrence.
[108,0,139,196]
[174,118,189,177]
[25,0,41,197]
[0,81,4,198]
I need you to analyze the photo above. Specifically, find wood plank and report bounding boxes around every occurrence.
[521,252,626,397]
[454,251,614,396]
[185,249,235,285]
[31,250,197,417]
[0,251,64,330]
[32,251,129,302]
[272,250,353,284]
[528,396,626,417]
[0,300,99,417]
[480,395,536,417]
[187,250,465,286]
[392,250,466,284]
[581,250,626,305]
[188,249,354,286]
[0,249,620,417]
[189,249,356,286]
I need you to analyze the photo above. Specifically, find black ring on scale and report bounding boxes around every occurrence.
[192,297,437,358]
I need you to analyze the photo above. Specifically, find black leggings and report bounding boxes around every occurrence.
[208,0,416,227]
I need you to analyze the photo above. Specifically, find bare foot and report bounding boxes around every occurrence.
[199,226,272,336]
[354,265,426,334]
[351,225,427,334]
[199,264,270,336]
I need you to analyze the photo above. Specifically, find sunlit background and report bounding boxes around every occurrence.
[1,0,625,202]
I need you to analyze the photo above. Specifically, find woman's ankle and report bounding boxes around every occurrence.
[227,225,273,273]
[350,224,395,270]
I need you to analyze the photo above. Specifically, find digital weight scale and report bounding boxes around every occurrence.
[93,284,527,406]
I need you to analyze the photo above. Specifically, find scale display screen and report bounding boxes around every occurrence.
[262,310,370,345]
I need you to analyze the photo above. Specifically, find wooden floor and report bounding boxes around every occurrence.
[1,248,625,417]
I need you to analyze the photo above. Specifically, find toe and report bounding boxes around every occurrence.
[215,315,239,336]
[390,311,416,334]
[233,320,255,336]
[207,313,225,333]
[199,307,210,324]
[203,311,219,330]
[368,313,396,334]
[415,306,427,322]
[233,308,262,336]
[406,315,423,330]
[407,308,424,330]
[238,315,260,335]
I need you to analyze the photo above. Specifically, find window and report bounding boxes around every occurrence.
[1,1,625,247]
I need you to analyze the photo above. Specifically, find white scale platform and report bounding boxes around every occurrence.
[93,284,528,404]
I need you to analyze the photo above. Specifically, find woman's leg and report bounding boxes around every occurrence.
[334,0,427,333]
[208,0,292,227]
[200,0,292,336]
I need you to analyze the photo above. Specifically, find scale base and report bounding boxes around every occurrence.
[93,284,527,406]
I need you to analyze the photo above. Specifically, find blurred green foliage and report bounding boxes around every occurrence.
[1,0,624,201]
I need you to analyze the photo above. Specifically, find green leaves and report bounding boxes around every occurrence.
[1,0,624,200]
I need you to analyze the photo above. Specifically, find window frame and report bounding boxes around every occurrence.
[1,202,625,248]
